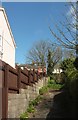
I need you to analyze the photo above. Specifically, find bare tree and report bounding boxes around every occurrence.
[49,1,78,69]
[62,48,75,59]
[26,40,62,68]
[26,40,52,66]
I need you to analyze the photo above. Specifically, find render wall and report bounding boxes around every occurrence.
[0,10,15,68]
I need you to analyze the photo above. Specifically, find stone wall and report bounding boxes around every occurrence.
[8,77,48,118]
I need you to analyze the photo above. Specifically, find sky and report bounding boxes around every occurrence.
[2,2,70,64]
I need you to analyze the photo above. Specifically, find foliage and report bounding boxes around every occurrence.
[39,86,49,95]
[29,95,43,106]
[60,58,76,86]
[20,112,29,119]
[48,78,56,84]
[47,48,62,79]
[39,78,63,95]
[20,78,63,119]
[47,50,54,77]
[20,95,43,118]
[27,105,35,113]
[61,58,78,102]
[27,95,43,113]
[47,79,64,89]
[66,69,78,99]
[61,58,75,71]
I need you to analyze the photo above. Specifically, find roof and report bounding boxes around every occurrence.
[0,7,16,47]
[17,63,46,72]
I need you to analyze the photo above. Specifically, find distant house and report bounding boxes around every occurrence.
[16,63,46,73]
[0,7,16,68]
[52,64,63,74]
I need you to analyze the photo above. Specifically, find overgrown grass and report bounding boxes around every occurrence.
[47,83,63,89]
[39,78,63,95]
[47,79,63,89]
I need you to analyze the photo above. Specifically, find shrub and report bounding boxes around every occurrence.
[61,58,75,71]
[68,70,78,99]
[48,79,55,84]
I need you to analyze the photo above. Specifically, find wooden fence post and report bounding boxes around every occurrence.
[2,63,9,118]
[17,67,21,93]
[28,70,31,85]
[37,70,38,81]
[33,69,35,83]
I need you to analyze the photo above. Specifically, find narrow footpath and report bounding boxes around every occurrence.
[28,89,77,119]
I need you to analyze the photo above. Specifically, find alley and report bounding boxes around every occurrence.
[28,89,77,119]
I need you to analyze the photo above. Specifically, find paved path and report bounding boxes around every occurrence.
[28,89,77,118]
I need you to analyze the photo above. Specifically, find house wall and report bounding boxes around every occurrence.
[52,69,63,74]
[0,9,15,68]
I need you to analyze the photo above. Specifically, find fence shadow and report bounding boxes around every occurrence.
[46,90,77,119]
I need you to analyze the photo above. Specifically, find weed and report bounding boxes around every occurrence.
[20,112,28,119]
[27,105,35,113]
[39,86,48,95]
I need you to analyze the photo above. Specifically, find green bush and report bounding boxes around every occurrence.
[48,79,55,84]
[68,70,78,99]
[61,58,75,71]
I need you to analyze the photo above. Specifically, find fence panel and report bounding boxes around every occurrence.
[35,71,38,82]
[8,65,18,93]
[30,70,34,83]
[20,69,29,89]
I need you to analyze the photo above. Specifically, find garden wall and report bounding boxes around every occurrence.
[8,77,48,118]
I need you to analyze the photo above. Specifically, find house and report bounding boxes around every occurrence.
[0,7,16,68]
[52,63,63,74]
[16,63,46,74]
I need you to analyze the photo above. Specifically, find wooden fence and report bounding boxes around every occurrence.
[0,60,46,118]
